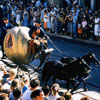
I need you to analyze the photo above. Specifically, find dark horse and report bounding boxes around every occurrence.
[42,58,91,93]
[59,53,100,92]
[60,53,100,66]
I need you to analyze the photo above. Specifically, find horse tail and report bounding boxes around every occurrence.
[42,62,49,81]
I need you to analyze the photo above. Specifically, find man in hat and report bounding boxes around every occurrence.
[29,19,49,40]
[28,19,49,58]
[0,18,13,58]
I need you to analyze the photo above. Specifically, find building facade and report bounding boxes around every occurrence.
[79,0,100,10]
[53,0,100,10]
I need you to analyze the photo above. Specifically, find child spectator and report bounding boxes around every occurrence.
[77,21,82,39]
[48,83,60,100]
[13,87,21,100]
[82,18,88,39]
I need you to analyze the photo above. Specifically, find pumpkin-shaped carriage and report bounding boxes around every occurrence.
[3,26,54,72]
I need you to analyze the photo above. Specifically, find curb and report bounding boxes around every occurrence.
[48,33,100,47]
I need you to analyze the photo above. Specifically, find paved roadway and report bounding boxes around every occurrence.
[0,34,100,100]
[47,34,100,100]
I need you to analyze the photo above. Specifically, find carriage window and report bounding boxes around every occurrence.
[6,34,13,49]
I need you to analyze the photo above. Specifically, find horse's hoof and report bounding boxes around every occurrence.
[84,88,88,91]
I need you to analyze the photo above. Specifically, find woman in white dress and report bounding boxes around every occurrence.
[16,7,21,26]
[94,16,100,40]
[43,10,49,32]
[47,10,51,33]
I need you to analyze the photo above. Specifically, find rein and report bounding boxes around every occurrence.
[48,38,63,54]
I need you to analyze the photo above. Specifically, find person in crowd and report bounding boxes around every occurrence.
[15,7,21,26]
[0,85,10,98]
[22,78,40,100]
[0,65,17,86]
[47,9,51,34]
[12,87,21,100]
[35,0,41,7]
[22,8,29,26]
[82,18,88,39]
[0,5,3,45]
[62,91,72,100]
[31,89,44,100]
[66,12,73,36]
[94,15,100,41]
[0,18,13,58]
[43,9,49,32]
[28,8,33,26]
[54,10,59,35]
[10,79,19,91]
[28,19,49,59]
[48,83,60,100]
[57,13,64,35]
[9,79,19,100]
[7,4,12,22]
[0,93,9,100]
[42,86,50,100]
[60,9,66,35]
[88,14,94,40]
[10,5,16,25]
[3,2,8,18]
[73,11,77,38]
[77,21,82,39]
[50,7,55,33]
[97,21,100,42]
[20,75,29,94]
[0,6,3,24]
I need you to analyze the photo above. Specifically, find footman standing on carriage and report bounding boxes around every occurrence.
[28,19,49,59]
[0,18,13,58]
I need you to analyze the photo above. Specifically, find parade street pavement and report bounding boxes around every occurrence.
[0,46,100,100]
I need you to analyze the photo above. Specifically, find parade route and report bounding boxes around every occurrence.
[0,34,100,100]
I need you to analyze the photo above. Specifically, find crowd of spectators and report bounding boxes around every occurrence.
[0,0,100,42]
[0,0,99,100]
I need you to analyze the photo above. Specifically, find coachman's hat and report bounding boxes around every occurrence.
[2,18,8,21]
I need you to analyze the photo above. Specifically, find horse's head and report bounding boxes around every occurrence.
[64,58,91,75]
[83,53,100,66]
[76,58,91,74]
[60,57,76,65]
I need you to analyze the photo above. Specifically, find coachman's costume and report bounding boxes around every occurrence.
[29,25,48,58]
